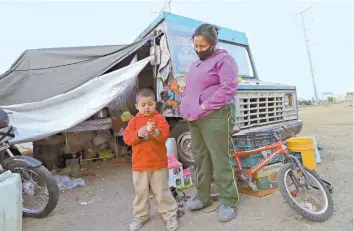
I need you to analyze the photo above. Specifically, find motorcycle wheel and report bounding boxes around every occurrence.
[10,164,59,218]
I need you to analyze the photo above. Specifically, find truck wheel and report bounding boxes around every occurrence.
[170,121,195,168]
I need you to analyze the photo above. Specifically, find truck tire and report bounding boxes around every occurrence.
[170,121,195,168]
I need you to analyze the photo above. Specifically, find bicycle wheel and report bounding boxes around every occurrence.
[277,163,333,221]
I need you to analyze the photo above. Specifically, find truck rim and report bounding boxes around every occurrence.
[177,132,194,163]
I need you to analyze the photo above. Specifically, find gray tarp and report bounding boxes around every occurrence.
[2,57,152,144]
[0,37,152,105]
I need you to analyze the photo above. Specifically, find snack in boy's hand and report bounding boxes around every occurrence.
[147,119,156,134]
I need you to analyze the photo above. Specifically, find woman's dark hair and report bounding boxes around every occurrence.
[192,23,220,45]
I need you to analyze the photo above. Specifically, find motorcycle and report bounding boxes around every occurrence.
[0,110,59,218]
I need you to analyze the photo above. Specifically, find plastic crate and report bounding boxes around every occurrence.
[232,132,285,168]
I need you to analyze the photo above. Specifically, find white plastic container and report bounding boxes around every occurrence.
[165,138,178,159]
[0,170,22,231]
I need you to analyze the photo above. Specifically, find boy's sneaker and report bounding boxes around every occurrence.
[166,218,178,231]
[129,217,150,231]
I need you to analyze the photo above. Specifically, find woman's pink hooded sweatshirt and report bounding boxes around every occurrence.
[179,49,238,121]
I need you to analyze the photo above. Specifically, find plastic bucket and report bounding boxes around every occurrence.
[287,137,314,145]
[287,138,317,170]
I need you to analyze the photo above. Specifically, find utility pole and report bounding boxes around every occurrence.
[151,0,172,15]
[165,0,172,13]
[296,7,319,104]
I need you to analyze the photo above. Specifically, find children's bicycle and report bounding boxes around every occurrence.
[198,127,333,222]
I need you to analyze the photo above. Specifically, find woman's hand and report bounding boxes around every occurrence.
[200,104,206,110]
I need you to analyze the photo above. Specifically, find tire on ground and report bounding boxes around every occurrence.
[170,121,195,168]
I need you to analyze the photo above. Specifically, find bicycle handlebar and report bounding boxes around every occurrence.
[233,126,295,141]
[270,126,296,141]
[281,125,296,138]
[272,132,281,141]
[261,126,295,141]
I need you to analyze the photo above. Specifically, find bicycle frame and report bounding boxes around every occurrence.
[233,140,288,175]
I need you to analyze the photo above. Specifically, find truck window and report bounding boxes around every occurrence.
[170,36,254,78]
[217,42,254,78]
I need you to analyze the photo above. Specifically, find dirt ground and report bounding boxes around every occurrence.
[23,102,353,231]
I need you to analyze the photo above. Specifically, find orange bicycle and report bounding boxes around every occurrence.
[202,127,333,222]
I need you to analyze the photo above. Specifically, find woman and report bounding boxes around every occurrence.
[179,24,239,222]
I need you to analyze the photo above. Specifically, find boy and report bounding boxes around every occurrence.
[123,88,179,231]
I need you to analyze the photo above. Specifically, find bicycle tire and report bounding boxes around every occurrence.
[277,163,333,222]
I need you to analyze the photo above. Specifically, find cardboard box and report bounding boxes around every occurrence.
[238,177,279,197]
[254,177,278,190]
[251,162,283,179]
[238,187,278,197]
[238,162,283,196]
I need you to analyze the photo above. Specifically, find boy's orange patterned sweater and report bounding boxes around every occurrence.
[123,111,169,171]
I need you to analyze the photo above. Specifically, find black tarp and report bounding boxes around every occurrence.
[0,37,152,106]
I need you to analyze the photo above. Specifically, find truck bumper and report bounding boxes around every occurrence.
[236,120,303,140]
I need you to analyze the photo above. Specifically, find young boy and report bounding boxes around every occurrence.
[123,88,179,231]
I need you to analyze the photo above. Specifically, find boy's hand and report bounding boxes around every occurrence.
[152,129,161,137]
[146,120,156,133]
[137,126,148,139]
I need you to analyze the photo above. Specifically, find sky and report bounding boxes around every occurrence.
[0,0,353,99]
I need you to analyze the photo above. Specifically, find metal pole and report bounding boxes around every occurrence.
[296,7,319,104]
[165,0,171,12]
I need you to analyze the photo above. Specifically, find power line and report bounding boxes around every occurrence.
[295,7,319,104]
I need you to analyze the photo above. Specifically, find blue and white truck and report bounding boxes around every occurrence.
[136,12,303,167]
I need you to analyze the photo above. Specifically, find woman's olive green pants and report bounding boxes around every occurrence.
[187,104,239,207]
